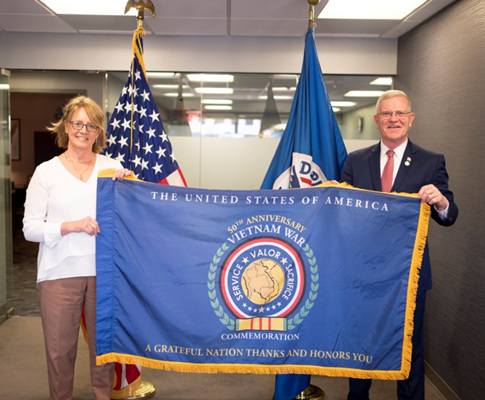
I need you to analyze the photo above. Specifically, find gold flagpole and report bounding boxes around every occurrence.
[308,0,319,28]
[294,3,325,399]
[117,2,154,397]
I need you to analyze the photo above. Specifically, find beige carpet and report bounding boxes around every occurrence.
[0,316,445,400]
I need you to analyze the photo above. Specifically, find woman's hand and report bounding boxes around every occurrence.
[112,168,132,181]
[61,216,100,236]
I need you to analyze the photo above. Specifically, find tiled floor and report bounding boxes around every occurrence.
[6,229,446,400]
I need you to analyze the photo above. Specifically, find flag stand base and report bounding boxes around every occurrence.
[117,380,156,399]
[294,384,325,400]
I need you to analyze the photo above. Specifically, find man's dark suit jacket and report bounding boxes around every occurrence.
[341,139,458,291]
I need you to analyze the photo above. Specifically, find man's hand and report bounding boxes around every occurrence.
[418,184,448,211]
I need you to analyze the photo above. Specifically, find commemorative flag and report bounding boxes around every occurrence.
[95,173,430,383]
[261,26,348,399]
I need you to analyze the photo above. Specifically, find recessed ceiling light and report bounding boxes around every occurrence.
[164,93,195,97]
[38,0,138,16]
[146,72,176,78]
[188,74,234,83]
[272,74,299,80]
[259,95,293,100]
[201,99,233,105]
[195,88,234,94]
[318,0,428,20]
[332,107,341,112]
[330,101,356,107]
[205,105,233,110]
[345,91,385,97]
[273,87,297,91]
[369,77,393,85]
[152,84,180,89]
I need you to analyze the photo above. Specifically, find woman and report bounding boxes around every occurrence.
[23,96,130,400]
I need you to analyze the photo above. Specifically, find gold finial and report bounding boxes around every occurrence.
[307,0,320,28]
[125,0,156,29]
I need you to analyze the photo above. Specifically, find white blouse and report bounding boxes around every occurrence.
[23,154,122,283]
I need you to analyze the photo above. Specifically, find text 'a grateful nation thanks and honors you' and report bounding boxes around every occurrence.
[95,173,430,380]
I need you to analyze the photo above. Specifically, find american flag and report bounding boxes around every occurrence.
[102,27,186,398]
[105,28,186,186]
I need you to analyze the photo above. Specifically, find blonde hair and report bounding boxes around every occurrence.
[376,90,412,114]
[48,95,106,153]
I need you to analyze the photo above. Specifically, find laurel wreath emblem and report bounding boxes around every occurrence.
[207,242,235,330]
[207,241,319,331]
[286,243,319,330]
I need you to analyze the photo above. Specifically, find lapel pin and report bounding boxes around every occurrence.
[405,157,411,167]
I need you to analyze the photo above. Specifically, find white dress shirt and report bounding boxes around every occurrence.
[379,140,449,219]
[23,154,122,283]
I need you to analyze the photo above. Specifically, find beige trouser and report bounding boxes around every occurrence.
[39,276,114,400]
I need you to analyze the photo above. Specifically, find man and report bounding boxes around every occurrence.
[341,90,458,400]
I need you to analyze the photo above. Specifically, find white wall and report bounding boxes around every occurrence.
[340,104,381,140]
[0,32,397,75]
[10,71,104,105]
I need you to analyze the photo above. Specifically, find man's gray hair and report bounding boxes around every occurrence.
[376,90,412,113]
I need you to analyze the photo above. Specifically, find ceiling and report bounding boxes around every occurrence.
[0,0,456,38]
[1,0,457,121]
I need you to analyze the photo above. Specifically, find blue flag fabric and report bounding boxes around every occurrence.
[262,27,348,399]
[261,27,347,190]
[104,28,186,186]
[95,174,430,381]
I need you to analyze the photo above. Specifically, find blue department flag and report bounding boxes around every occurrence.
[104,28,186,186]
[262,27,348,400]
[261,27,347,190]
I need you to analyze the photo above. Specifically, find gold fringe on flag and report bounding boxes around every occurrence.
[97,351,416,380]
[97,168,142,182]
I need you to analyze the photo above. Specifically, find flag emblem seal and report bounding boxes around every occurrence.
[207,231,319,332]
[273,152,327,189]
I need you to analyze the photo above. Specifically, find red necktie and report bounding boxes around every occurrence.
[381,150,395,192]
